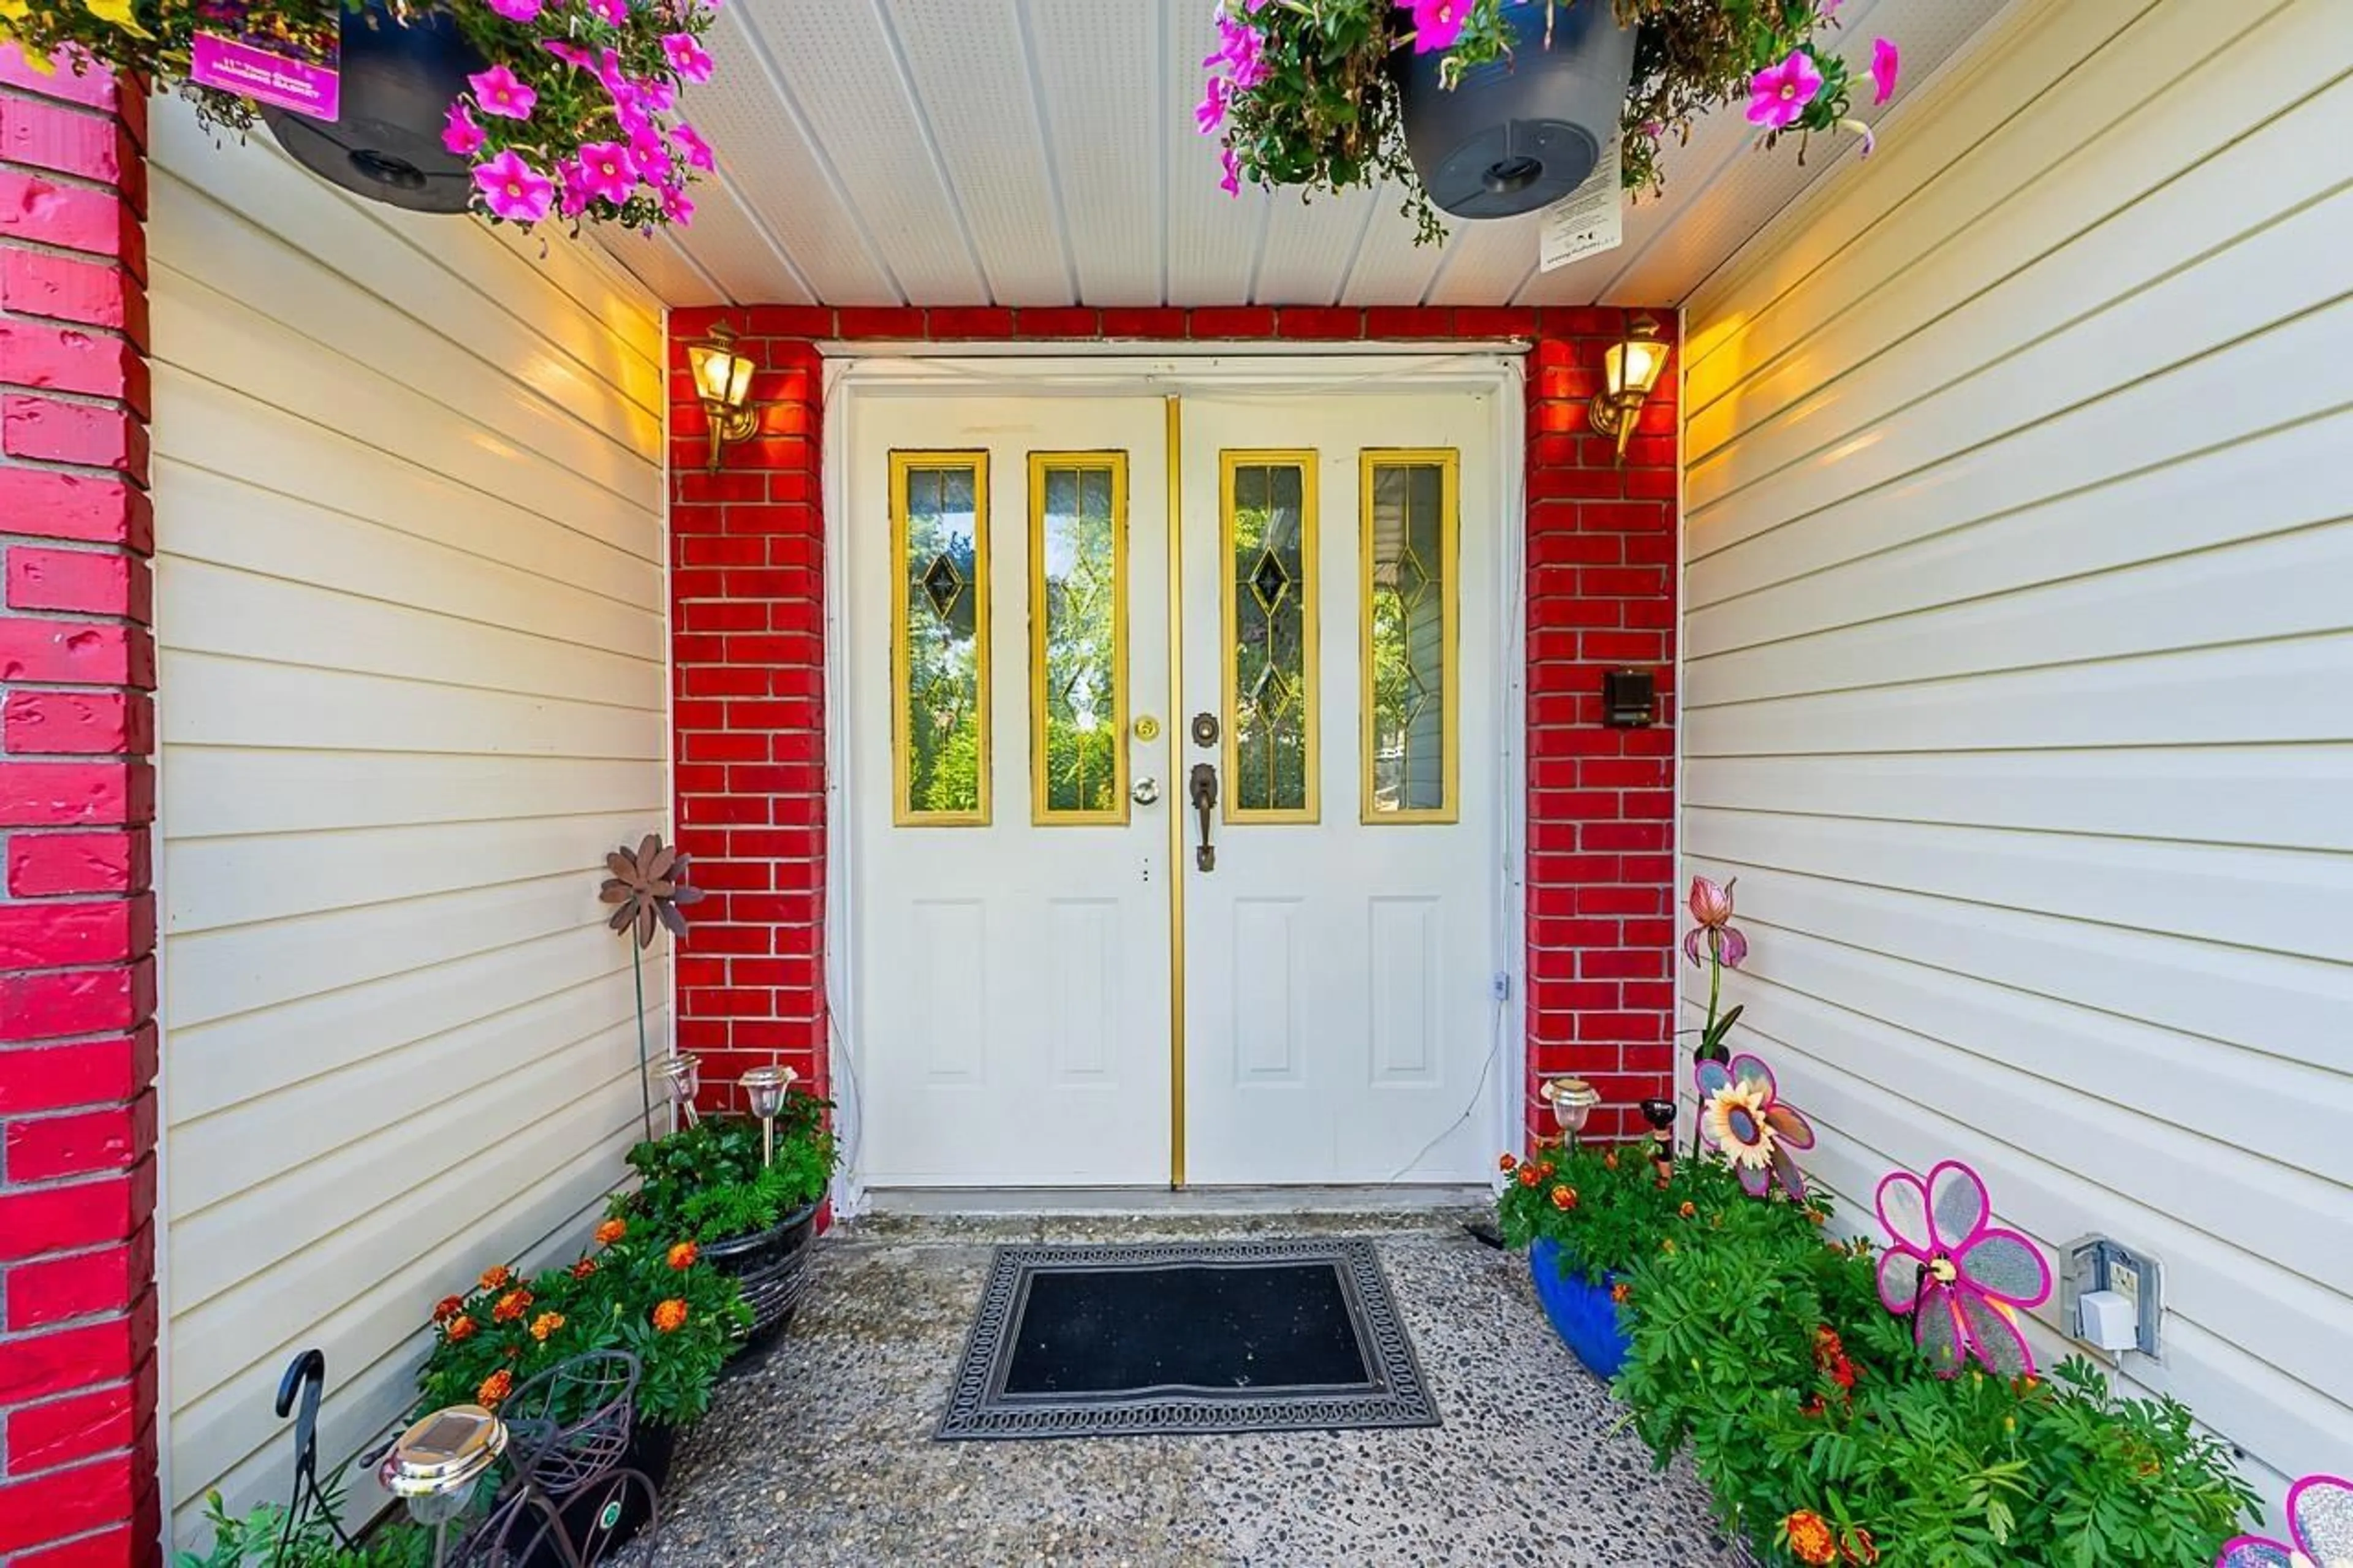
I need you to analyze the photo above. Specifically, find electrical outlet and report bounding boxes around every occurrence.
[1491,972,1511,1001]
[2112,1255,2141,1312]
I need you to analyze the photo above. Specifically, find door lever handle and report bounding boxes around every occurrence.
[1188,763,1218,872]
[1131,776,1161,806]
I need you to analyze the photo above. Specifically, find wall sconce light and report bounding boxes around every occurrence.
[685,322,762,473]
[1588,312,1669,464]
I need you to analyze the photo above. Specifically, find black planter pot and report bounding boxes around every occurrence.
[1390,1,1638,220]
[262,0,487,213]
[702,1202,820,1358]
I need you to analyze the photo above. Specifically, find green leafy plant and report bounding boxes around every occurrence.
[1200,0,1900,244]
[1496,1134,1827,1286]
[415,1221,749,1431]
[616,1100,834,1247]
[174,1485,428,1568]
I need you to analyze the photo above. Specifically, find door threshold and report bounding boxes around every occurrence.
[864,1184,1490,1217]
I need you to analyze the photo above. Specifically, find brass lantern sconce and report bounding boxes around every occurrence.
[1588,313,1669,464]
[686,322,765,472]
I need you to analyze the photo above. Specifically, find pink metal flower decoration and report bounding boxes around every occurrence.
[1870,37,1901,106]
[1682,874,1748,969]
[1401,0,1469,55]
[1746,49,1823,131]
[1874,1161,2052,1379]
[472,150,554,224]
[468,63,537,121]
[1694,1052,1814,1200]
[2219,1472,2353,1567]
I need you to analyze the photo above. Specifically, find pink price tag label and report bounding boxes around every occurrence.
[191,28,341,121]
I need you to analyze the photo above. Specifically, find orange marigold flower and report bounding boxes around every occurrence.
[491,1289,532,1323]
[1678,1200,1697,1219]
[1610,1281,1632,1305]
[1499,1152,1518,1172]
[1602,1151,1619,1172]
[594,1218,627,1247]
[652,1298,689,1333]
[479,1265,512,1292]
[1549,1185,1578,1211]
[477,1369,513,1409]
[1808,1207,1829,1226]
[667,1241,699,1271]
[1515,1166,1539,1188]
[529,1311,565,1343]
[445,1315,477,1343]
[432,1295,464,1325]
[572,1258,597,1281]
[1534,1161,1556,1180]
[1842,1527,1880,1566]
[1784,1510,1838,1566]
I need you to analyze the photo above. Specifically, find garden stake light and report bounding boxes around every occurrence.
[380,1403,506,1568]
[740,1065,795,1167]
[601,833,705,1142]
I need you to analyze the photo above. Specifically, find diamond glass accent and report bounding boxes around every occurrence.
[1365,458,1452,818]
[1227,459,1311,816]
[895,457,988,821]
[1033,456,1127,820]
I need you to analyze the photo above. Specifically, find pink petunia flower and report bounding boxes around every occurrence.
[2219,1474,2353,1568]
[574,140,638,206]
[1874,1161,2053,1379]
[660,183,694,225]
[485,0,543,20]
[473,148,554,224]
[1218,144,1241,198]
[1400,0,1468,54]
[632,74,675,113]
[468,63,537,121]
[555,160,591,218]
[586,0,627,24]
[1195,74,1227,135]
[441,99,485,157]
[671,121,715,171]
[661,31,712,82]
[1746,48,1823,131]
[627,123,672,182]
[543,39,593,69]
[1870,36,1900,105]
[1694,1053,1813,1201]
[1205,13,1267,91]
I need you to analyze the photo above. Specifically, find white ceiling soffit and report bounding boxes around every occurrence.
[596,0,2015,311]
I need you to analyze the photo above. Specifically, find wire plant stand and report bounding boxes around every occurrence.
[445,1350,664,1568]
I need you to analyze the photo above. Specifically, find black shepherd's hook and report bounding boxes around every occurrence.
[273,1350,362,1553]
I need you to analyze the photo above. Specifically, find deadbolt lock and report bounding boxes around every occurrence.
[1190,711,1219,747]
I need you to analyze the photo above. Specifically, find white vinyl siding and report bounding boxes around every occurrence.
[148,102,669,1539]
[1678,0,2353,1507]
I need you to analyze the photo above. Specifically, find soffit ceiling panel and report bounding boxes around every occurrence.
[601,0,2019,311]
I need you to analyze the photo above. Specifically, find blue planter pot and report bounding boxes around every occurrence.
[1529,1237,1631,1380]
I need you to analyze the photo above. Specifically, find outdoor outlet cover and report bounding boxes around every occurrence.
[2061,1235,2164,1360]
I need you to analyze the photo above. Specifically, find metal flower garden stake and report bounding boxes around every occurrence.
[2218,1472,2353,1568]
[601,834,704,1143]
[1873,1159,2053,1379]
[1681,874,1748,1153]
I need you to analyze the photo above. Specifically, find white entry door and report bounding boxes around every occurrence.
[1178,395,1500,1185]
[849,381,1501,1189]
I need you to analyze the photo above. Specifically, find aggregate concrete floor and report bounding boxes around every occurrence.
[650,1210,1744,1567]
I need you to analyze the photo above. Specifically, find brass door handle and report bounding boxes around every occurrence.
[1188,763,1218,872]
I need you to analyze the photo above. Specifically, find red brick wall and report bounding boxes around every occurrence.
[665,305,1678,1151]
[0,46,161,1568]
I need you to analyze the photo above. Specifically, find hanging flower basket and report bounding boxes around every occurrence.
[1200,0,1903,244]
[0,0,718,230]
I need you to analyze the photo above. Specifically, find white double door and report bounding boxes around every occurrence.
[849,385,1500,1187]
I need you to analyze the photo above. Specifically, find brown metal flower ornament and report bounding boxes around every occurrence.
[601,833,705,947]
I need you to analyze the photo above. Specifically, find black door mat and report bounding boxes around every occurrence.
[936,1237,1439,1441]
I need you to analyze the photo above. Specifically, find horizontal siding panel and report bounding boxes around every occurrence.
[159,558,664,710]
[1682,0,2353,1497]
[151,96,670,1537]
[1684,1,2342,460]
[152,382,662,607]
[163,750,664,839]
[1682,748,2353,853]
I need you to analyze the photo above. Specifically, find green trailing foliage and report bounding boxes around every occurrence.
[616,1100,835,1247]
[174,1485,428,1568]
[1502,1140,2260,1566]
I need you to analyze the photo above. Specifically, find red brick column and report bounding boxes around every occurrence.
[0,46,161,1568]
[664,306,1678,1151]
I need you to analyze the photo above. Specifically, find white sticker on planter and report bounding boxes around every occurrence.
[1539,135,1623,271]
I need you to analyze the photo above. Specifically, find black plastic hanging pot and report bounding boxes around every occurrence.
[1390,0,1639,220]
[262,0,488,214]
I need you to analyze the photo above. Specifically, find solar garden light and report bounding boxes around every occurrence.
[659,1051,702,1129]
[739,1064,797,1167]
[1539,1075,1601,1143]
[379,1404,506,1567]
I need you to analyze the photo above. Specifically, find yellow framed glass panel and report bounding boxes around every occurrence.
[891,451,990,825]
[1221,450,1317,823]
[1029,452,1129,824]
[1361,450,1459,823]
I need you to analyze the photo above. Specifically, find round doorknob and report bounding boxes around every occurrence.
[1131,777,1161,806]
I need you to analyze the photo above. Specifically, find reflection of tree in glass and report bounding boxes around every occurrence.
[1368,463,1443,813]
[1230,463,1308,813]
[904,486,982,815]
[1040,468,1120,814]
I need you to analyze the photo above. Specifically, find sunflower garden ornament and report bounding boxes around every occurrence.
[1693,1051,1814,1201]
[2219,1474,2353,1567]
[1873,1159,2052,1379]
[601,833,703,1139]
